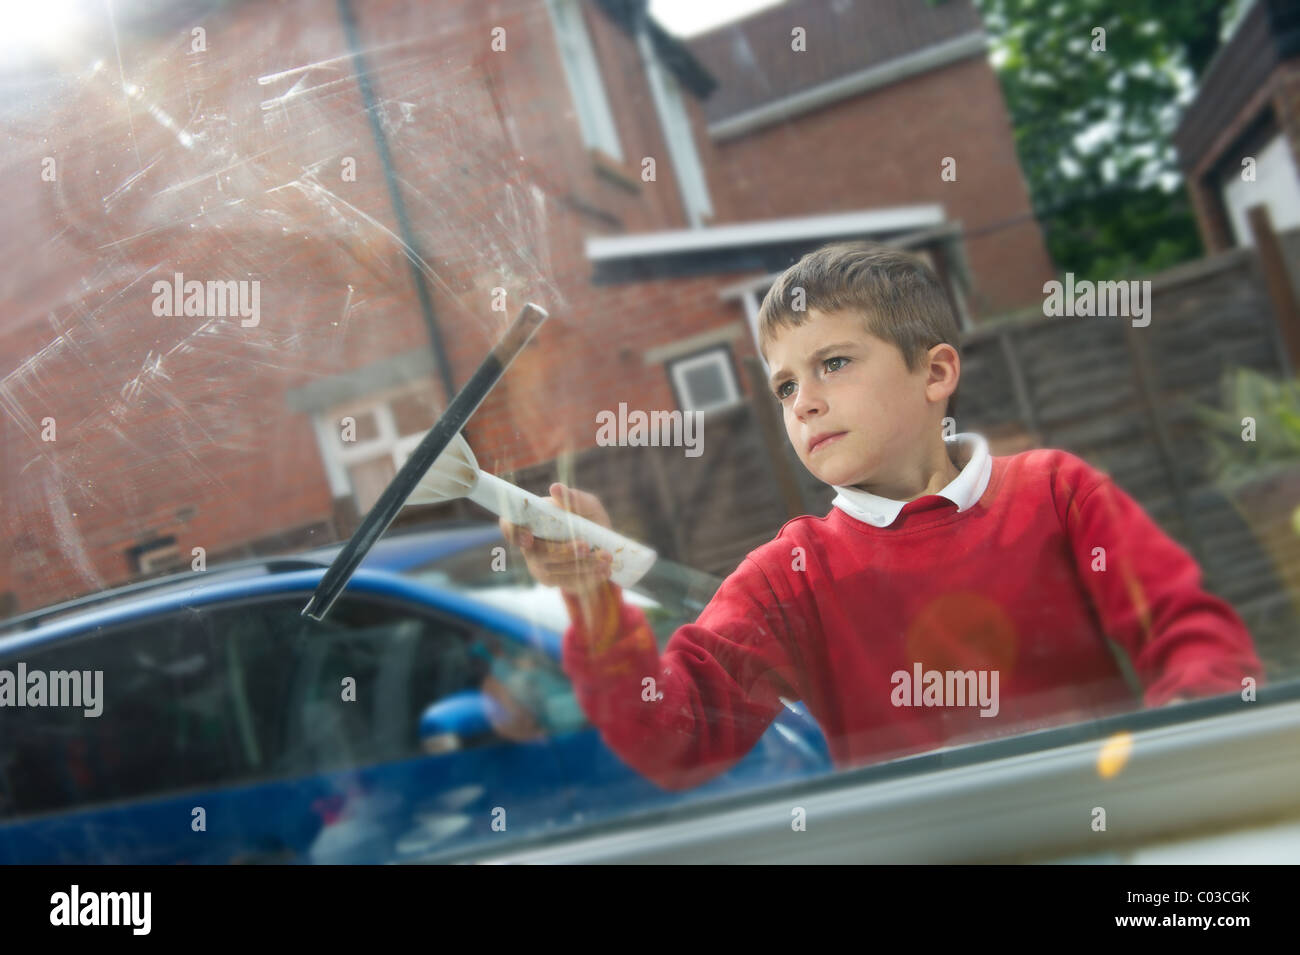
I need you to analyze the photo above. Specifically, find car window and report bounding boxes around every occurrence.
[228,595,589,767]
[0,611,249,820]
[223,596,490,774]
[0,593,588,829]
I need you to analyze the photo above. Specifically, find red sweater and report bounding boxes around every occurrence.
[560,448,1264,791]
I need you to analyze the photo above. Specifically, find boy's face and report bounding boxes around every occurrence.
[765,309,947,491]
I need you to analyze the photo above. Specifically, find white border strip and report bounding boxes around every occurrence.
[586,205,944,261]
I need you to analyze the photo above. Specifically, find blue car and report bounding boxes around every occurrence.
[0,522,830,863]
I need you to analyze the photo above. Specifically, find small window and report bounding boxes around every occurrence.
[0,594,500,822]
[138,543,182,575]
[127,537,184,576]
[346,455,397,514]
[311,382,438,514]
[1222,132,1300,246]
[336,409,380,447]
[668,346,741,413]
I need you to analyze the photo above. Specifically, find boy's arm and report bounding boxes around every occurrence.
[1063,467,1264,706]
[559,555,801,791]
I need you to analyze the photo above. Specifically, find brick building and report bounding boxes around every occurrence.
[1,0,1054,611]
[686,0,1054,319]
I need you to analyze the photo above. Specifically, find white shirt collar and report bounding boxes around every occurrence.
[831,432,992,528]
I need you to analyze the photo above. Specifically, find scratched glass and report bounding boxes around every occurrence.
[0,0,1296,864]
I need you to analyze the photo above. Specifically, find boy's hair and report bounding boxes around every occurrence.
[757,243,962,413]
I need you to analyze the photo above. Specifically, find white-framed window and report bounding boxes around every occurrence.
[637,28,713,227]
[312,382,438,514]
[1223,132,1300,246]
[137,541,182,575]
[668,346,741,413]
[546,0,623,161]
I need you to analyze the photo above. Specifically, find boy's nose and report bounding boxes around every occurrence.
[793,385,826,418]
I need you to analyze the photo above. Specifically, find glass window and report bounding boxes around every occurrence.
[0,612,249,820]
[668,346,742,412]
[312,383,442,513]
[4,0,1298,865]
[545,0,624,161]
[0,596,537,821]
[637,26,713,226]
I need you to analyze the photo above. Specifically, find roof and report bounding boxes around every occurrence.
[685,0,984,125]
[1173,0,1300,172]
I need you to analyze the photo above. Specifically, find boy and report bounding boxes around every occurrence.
[501,242,1263,792]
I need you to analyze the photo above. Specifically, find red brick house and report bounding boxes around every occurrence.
[1,0,1054,611]
[684,0,1055,319]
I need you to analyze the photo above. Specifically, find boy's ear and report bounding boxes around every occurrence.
[928,342,960,419]
[926,342,959,381]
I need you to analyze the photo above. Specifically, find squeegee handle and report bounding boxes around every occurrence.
[470,472,657,589]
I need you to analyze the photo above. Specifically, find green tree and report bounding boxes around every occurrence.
[958,0,1251,281]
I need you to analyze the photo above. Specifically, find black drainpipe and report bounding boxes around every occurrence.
[337,0,456,403]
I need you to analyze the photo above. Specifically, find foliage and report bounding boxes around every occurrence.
[951,0,1252,279]
[1192,366,1300,484]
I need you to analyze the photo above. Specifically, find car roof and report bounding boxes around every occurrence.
[0,566,563,661]
[0,521,503,636]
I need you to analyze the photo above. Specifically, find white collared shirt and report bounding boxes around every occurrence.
[831,432,993,528]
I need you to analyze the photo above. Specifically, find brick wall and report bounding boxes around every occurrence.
[697,54,1056,318]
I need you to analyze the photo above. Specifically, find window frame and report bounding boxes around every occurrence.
[545,0,624,162]
[667,343,743,414]
[311,381,438,513]
[636,25,713,226]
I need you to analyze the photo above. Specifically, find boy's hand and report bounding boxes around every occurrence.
[500,483,615,598]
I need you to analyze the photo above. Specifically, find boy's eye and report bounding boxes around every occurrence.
[773,358,847,400]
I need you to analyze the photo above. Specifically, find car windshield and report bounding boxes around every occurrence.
[3,0,1299,866]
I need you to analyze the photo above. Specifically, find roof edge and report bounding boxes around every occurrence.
[707,30,988,141]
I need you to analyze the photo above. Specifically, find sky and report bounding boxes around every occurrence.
[649,0,786,38]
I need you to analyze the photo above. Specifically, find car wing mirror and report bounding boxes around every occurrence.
[419,690,507,753]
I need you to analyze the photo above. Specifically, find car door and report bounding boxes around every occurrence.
[0,587,575,863]
[0,603,253,862]
[212,590,580,862]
